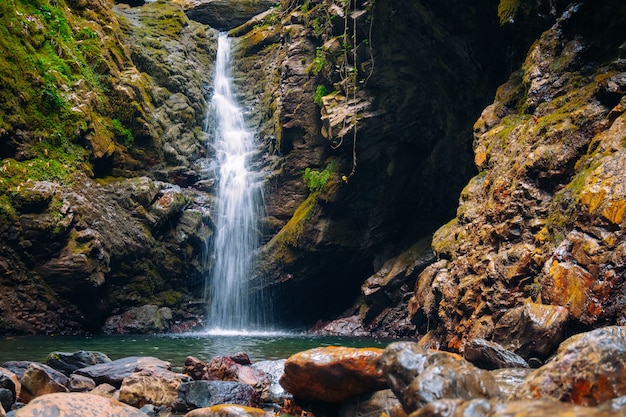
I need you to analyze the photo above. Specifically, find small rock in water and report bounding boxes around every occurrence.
[46,350,111,376]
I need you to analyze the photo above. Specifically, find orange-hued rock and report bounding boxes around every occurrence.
[184,404,271,417]
[14,393,148,417]
[279,346,387,402]
[512,326,626,406]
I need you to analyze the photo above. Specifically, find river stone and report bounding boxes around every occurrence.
[46,350,111,376]
[412,397,626,417]
[14,392,149,417]
[101,305,173,334]
[463,338,529,370]
[0,367,20,404]
[177,380,261,410]
[512,326,626,405]
[119,368,190,408]
[206,356,239,381]
[183,404,271,417]
[69,374,96,392]
[20,362,69,402]
[74,356,171,387]
[378,342,500,413]
[493,301,569,360]
[0,388,11,414]
[184,356,209,381]
[1,362,30,381]
[339,389,407,417]
[251,359,291,404]
[89,383,119,399]
[279,346,387,403]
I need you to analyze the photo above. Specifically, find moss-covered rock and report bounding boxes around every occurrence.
[412,1,626,352]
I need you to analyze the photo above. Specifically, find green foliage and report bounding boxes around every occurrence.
[302,160,337,192]
[308,47,326,75]
[314,84,328,107]
[112,118,135,147]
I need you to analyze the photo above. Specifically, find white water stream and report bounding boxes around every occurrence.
[205,34,264,332]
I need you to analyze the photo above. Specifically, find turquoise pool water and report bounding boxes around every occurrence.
[0,331,391,370]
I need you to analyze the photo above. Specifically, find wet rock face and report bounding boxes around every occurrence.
[0,1,215,335]
[231,0,515,327]
[0,175,210,334]
[175,0,277,31]
[409,1,626,351]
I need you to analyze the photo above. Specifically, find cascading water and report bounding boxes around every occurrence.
[204,34,265,332]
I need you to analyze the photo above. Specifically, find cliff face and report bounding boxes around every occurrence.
[0,0,216,333]
[2,0,626,342]
[408,1,626,350]
[228,0,522,327]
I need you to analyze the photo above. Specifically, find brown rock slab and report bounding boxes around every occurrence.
[184,404,271,417]
[14,392,149,417]
[279,346,387,403]
[20,362,69,402]
[512,326,626,405]
[119,368,189,407]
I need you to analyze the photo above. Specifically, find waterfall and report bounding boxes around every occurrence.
[205,34,264,332]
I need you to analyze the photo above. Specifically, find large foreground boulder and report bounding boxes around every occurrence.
[279,346,387,403]
[512,326,626,405]
[183,404,271,417]
[412,397,626,417]
[14,393,149,417]
[378,342,500,413]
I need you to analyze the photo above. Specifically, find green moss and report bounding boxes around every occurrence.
[302,159,337,192]
[497,0,522,24]
[112,118,135,147]
[313,84,328,107]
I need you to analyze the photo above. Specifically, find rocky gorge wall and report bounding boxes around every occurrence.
[2,0,626,352]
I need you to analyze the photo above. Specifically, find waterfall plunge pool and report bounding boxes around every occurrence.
[0,332,391,371]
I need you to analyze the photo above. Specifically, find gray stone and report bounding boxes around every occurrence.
[177,380,261,410]
[47,350,111,376]
[75,356,171,387]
